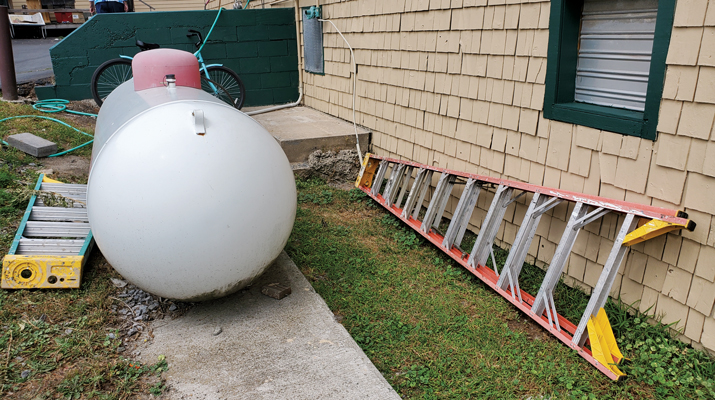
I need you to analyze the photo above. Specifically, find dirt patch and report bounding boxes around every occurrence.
[305,149,362,184]
[507,317,555,343]
[40,155,91,181]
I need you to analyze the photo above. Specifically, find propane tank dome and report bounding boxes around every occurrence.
[87,82,296,301]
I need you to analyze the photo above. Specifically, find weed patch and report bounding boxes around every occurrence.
[288,177,715,399]
[0,102,167,398]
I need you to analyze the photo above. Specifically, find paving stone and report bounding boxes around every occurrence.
[6,133,57,157]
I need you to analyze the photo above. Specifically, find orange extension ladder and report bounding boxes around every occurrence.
[355,153,695,380]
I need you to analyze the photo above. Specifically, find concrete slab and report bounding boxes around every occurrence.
[138,252,400,400]
[6,132,57,157]
[249,106,370,163]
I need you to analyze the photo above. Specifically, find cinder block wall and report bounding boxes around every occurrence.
[291,0,715,354]
[37,9,299,107]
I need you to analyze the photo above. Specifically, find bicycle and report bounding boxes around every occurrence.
[90,29,246,109]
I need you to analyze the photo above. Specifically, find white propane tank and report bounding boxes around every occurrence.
[88,70,296,301]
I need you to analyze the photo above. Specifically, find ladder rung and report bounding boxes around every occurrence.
[23,221,90,238]
[15,238,86,255]
[30,207,88,222]
[40,183,88,194]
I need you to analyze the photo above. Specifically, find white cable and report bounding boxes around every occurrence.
[318,18,362,161]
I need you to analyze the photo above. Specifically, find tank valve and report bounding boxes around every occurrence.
[165,74,176,89]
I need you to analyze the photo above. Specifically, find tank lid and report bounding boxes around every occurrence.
[133,49,201,92]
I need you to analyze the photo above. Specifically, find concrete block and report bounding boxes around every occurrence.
[240,57,272,74]
[677,102,715,139]
[666,27,703,66]
[687,276,715,315]
[261,282,291,300]
[259,41,288,57]
[655,294,688,331]
[6,133,57,158]
[699,27,715,67]
[655,133,690,170]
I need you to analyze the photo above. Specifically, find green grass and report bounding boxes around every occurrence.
[1,102,166,398]
[287,178,715,400]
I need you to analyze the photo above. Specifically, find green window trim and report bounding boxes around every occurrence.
[543,0,676,141]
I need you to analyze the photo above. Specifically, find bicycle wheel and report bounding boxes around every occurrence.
[91,58,133,107]
[200,76,235,108]
[202,66,246,109]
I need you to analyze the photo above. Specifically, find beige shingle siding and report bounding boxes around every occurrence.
[296,0,715,354]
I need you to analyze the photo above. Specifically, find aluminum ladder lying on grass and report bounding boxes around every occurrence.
[2,174,94,289]
[355,153,695,380]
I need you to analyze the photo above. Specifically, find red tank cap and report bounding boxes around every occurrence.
[132,49,201,91]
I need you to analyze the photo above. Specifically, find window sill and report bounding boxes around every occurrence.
[544,101,651,139]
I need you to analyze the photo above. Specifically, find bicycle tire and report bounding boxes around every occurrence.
[200,76,236,109]
[202,66,246,109]
[91,58,133,107]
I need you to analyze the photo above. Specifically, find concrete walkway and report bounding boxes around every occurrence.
[138,252,401,400]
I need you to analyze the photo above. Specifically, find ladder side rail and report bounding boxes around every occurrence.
[411,170,434,220]
[401,168,426,219]
[467,185,514,268]
[394,166,414,209]
[366,154,689,224]
[8,175,45,255]
[572,214,637,346]
[531,202,589,317]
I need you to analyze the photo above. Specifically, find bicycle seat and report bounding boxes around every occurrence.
[136,40,161,51]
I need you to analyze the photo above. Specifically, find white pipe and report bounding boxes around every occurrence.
[245,90,303,116]
[246,2,304,116]
[318,18,362,160]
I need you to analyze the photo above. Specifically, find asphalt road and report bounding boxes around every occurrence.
[0,38,58,85]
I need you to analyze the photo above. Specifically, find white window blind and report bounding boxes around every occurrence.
[575,0,658,112]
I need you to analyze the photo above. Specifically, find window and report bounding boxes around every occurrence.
[543,0,676,140]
